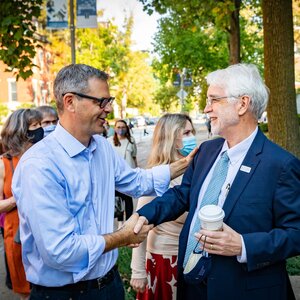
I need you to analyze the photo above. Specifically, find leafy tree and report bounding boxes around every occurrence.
[125,51,160,115]
[154,85,179,112]
[140,0,261,64]
[149,2,263,111]
[263,0,300,157]
[0,0,43,80]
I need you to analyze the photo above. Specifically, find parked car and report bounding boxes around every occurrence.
[135,116,146,127]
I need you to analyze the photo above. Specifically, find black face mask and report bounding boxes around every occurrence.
[27,127,44,144]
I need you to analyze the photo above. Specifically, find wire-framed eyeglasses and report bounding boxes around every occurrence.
[205,96,231,106]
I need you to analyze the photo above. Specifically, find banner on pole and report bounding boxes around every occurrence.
[46,0,68,29]
[77,0,97,28]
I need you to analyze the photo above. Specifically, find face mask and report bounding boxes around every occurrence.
[179,135,197,157]
[43,124,56,137]
[116,129,127,136]
[27,127,44,144]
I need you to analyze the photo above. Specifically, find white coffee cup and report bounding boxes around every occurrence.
[198,205,225,231]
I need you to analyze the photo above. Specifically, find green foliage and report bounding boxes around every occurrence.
[118,247,136,300]
[48,10,158,116]
[258,122,268,132]
[154,85,180,112]
[0,104,10,125]
[17,102,36,109]
[144,0,263,113]
[287,256,300,275]
[0,0,43,80]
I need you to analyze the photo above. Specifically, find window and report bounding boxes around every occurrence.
[7,78,17,102]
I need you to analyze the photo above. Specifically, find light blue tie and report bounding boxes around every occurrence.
[183,151,230,267]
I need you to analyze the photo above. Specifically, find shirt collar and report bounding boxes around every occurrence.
[53,123,97,157]
[221,127,258,165]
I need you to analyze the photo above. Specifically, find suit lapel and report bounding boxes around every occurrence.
[223,130,266,222]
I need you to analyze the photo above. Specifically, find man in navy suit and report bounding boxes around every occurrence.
[135,63,300,300]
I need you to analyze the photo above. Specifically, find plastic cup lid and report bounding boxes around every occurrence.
[198,205,225,222]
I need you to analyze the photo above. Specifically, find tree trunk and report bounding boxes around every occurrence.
[263,0,300,158]
[229,0,241,64]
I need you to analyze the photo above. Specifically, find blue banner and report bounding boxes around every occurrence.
[46,0,68,29]
[77,0,97,28]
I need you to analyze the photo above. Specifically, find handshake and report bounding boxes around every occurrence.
[103,213,152,252]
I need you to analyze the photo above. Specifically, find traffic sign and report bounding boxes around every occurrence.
[176,89,188,99]
[173,74,181,86]
[184,79,192,86]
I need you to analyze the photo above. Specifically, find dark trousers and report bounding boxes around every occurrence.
[29,270,125,300]
[115,191,133,221]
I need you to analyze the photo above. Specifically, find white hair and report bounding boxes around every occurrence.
[206,63,269,119]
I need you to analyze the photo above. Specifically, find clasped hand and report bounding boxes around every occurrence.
[119,213,153,247]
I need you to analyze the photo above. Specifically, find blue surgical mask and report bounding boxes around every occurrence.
[43,124,56,137]
[116,129,127,136]
[179,135,197,157]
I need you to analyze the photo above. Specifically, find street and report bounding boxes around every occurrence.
[0,123,299,299]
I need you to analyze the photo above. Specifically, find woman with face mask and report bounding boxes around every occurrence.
[0,108,43,300]
[108,119,137,228]
[130,113,197,300]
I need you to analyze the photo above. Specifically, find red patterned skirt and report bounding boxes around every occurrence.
[137,252,178,300]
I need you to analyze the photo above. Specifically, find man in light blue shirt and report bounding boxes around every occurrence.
[12,64,194,300]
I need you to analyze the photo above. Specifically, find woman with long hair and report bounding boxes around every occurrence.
[130,113,197,300]
[108,119,137,227]
[0,108,43,299]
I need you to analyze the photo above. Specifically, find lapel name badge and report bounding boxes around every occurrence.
[240,165,251,173]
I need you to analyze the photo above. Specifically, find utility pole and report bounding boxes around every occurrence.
[70,0,76,64]
[180,68,186,112]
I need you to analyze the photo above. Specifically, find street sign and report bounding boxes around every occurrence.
[184,79,192,86]
[176,89,188,99]
[173,73,181,86]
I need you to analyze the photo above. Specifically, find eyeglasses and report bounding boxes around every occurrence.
[206,96,230,106]
[62,92,115,108]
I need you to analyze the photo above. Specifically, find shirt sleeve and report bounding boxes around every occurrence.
[114,147,170,198]
[237,235,247,263]
[12,156,105,280]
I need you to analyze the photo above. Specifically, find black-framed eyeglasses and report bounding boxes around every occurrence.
[62,92,115,108]
[205,95,239,106]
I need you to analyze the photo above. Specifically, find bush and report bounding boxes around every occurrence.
[118,247,136,300]
[287,256,300,275]
[258,122,268,132]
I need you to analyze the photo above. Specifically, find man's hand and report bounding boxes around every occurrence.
[103,213,153,252]
[169,146,198,179]
[194,223,242,256]
[119,213,153,245]
[130,277,148,293]
[133,215,149,234]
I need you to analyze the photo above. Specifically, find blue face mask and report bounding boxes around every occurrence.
[116,129,127,136]
[43,124,56,137]
[179,135,197,157]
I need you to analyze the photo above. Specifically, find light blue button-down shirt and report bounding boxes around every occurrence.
[12,123,170,286]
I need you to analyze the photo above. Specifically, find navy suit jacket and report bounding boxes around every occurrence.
[138,130,300,300]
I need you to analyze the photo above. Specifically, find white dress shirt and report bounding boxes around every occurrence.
[190,127,258,262]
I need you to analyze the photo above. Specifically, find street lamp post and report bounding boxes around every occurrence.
[70,0,76,64]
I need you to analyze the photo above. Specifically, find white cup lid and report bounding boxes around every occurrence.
[198,205,225,222]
